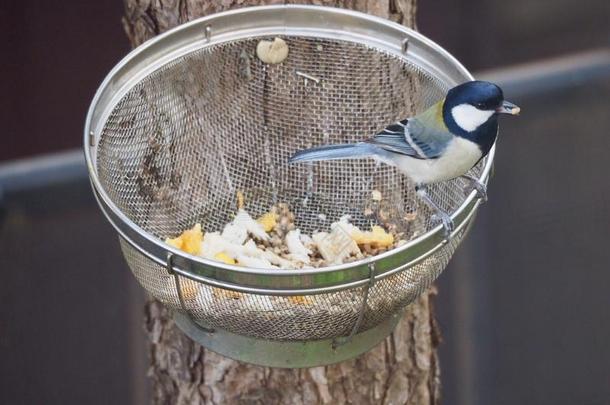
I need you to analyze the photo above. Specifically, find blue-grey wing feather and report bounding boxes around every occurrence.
[407,116,454,158]
[366,117,453,159]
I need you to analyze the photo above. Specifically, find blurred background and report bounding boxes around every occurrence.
[0,1,608,404]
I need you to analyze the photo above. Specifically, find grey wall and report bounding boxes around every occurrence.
[0,175,148,404]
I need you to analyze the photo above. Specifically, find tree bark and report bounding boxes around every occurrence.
[123,2,441,404]
[123,1,417,48]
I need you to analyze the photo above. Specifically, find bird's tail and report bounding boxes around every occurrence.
[288,143,375,163]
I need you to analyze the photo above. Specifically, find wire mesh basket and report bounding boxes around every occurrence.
[85,5,492,367]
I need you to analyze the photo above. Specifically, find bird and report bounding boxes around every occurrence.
[288,80,520,238]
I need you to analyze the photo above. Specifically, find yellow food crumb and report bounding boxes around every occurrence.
[288,295,313,305]
[214,252,236,265]
[257,212,279,232]
[351,226,394,248]
[236,191,245,210]
[165,238,182,250]
[165,223,203,255]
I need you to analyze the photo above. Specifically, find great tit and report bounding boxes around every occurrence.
[289,80,520,237]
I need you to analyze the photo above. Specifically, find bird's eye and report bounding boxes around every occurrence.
[475,103,485,109]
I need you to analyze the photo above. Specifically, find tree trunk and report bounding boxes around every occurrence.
[122,2,441,404]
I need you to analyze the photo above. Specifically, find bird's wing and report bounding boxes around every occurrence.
[366,116,453,160]
[365,123,421,157]
[406,115,454,158]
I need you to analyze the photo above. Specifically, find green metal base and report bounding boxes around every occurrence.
[173,312,402,368]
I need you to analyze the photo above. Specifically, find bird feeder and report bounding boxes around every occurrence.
[84,5,492,368]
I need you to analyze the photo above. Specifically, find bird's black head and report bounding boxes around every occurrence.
[442,80,519,156]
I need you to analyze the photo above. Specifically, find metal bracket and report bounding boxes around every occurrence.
[166,253,215,334]
[402,38,409,54]
[332,262,376,349]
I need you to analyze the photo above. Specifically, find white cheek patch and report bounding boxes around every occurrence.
[451,104,494,132]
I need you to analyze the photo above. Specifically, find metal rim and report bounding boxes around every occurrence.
[84,5,492,292]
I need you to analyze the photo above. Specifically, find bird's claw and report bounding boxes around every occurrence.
[472,181,488,202]
[432,211,454,240]
[416,184,455,240]
[462,176,488,202]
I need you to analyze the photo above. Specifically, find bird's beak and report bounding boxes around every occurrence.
[496,100,520,115]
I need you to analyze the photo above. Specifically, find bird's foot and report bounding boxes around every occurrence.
[432,211,455,239]
[461,175,488,202]
[416,184,455,240]
[471,181,488,202]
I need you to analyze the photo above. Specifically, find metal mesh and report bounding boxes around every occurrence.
[98,36,483,341]
[120,228,465,341]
